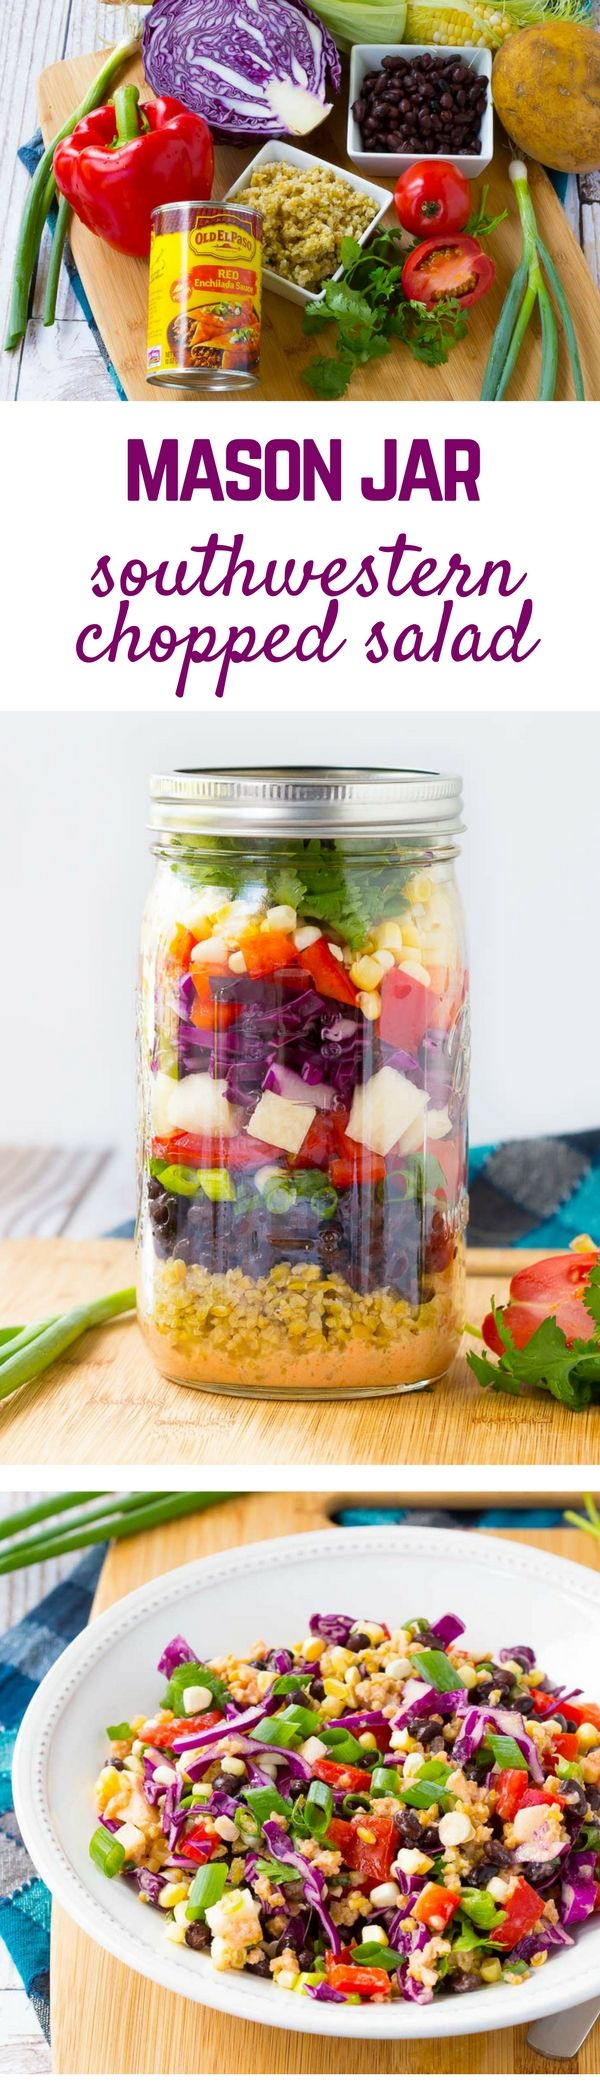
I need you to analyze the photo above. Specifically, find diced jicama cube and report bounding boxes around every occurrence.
[167,1074,244,1137]
[399,1106,452,1155]
[151,1071,179,1137]
[190,936,230,965]
[346,1068,429,1158]
[246,1090,316,1155]
[174,886,233,929]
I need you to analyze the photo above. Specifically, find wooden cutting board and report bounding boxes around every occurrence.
[37,48,600,401]
[0,1238,597,1463]
[50,1492,600,2072]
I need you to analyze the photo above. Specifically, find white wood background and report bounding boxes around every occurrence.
[0,1145,133,1239]
[1,0,600,401]
[0,1492,86,2074]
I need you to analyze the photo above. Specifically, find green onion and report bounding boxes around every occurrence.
[280,1703,320,1741]
[304,1780,333,1838]
[241,1784,290,1826]
[412,1650,463,1692]
[536,238,585,401]
[186,1862,227,1920]
[481,160,584,405]
[459,1889,506,1931]
[0,1288,136,1403]
[89,1827,126,1877]
[43,194,71,328]
[349,1944,402,1971]
[197,1169,236,1203]
[106,1722,133,1741]
[401,1778,453,1810]
[0,1492,238,1574]
[270,1674,311,1696]
[0,1318,59,1368]
[0,1492,101,1541]
[318,1728,363,1764]
[341,1791,371,1815]
[370,1765,401,1800]
[486,1733,528,1770]
[161,1663,227,1717]
[5,35,141,352]
[401,1618,430,1634]
[251,1716,303,1748]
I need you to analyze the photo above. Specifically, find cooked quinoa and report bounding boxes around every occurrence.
[90,1612,600,2005]
[233,163,377,290]
[151,1255,462,1364]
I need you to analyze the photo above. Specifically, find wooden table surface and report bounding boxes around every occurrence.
[0,1236,597,1464]
[51,1490,600,2073]
[2,0,600,402]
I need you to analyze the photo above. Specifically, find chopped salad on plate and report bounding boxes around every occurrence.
[90,1609,600,2004]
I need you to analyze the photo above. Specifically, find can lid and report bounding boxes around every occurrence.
[149,768,463,838]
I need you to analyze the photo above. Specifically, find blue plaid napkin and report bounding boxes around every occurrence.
[0,1545,105,2040]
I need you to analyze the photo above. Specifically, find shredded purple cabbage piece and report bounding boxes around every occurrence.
[498,1645,536,1670]
[304,1981,346,2002]
[429,1613,465,1645]
[513,1920,574,1960]
[171,1696,277,1759]
[560,1852,599,1927]
[309,1612,356,1643]
[156,1634,199,1677]
[453,1703,545,1784]
[262,1820,342,1954]
[133,1867,168,1906]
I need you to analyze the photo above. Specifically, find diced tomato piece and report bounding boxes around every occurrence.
[150,1132,284,1172]
[178,1820,223,1865]
[300,937,357,1008]
[325,1958,392,1999]
[239,929,297,979]
[330,1153,386,1189]
[490,1878,545,1948]
[412,1883,461,1930]
[138,1712,220,1748]
[551,1732,581,1759]
[378,967,432,1058]
[482,1251,597,1357]
[327,1810,398,1887]
[291,1110,343,1171]
[313,1760,371,1793]
[518,1787,559,1809]
[554,1699,600,1730]
[494,1769,529,1822]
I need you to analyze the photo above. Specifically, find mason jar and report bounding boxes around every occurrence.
[137,769,469,1397]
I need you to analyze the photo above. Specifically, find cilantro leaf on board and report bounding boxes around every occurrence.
[467,1276,600,1411]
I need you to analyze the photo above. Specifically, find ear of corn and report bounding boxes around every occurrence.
[324,0,588,49]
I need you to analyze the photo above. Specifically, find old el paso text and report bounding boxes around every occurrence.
[126,436,480,505]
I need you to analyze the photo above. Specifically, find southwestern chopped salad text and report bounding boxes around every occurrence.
[91,1609,600,2003]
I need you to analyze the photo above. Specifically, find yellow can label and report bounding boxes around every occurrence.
[147,206,262,379]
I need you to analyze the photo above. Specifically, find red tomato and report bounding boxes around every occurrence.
[490,1878,545,1949]
[313,1760,371,1793]
[518,1787,559,1809]
[402,234,495,310]
[325,1959,392,2000]
[482,1251,597,1357]
[138,1712,220,1748]
[494,1769,529,1822]
[330,1152,386,1189]
[378,967,431,1057]
[394,160,471,238]
[551,1732,581,1758]
[291,1111,340,1171]
[327,1811,398,1887]
[412,1883,461,1930]
[178,1820,223,1865]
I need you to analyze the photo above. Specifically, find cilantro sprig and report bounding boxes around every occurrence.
[302,232,468,401]
[467,1263,600,1412]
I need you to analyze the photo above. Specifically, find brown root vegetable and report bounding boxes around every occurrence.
[492,22,600,174]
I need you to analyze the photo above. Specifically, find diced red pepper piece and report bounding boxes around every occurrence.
[378,967,431,1057]
[494,1769,529,1823]
[301,937,358,1008]
[412,1883,461,1930]
[518,1787,560,1809]
[326,1811,398,1886]
[490,1878,545,1948]
[313,1760,371,1793]
[190,994,240,1032]
[325,1958,392,1999]
[151,1132,284,1171]
[178,1819,223,1865]
[330,1153,386,1189]
[138,1712,220,1748]
[239,929,297,979]
[552,1732,582,1758]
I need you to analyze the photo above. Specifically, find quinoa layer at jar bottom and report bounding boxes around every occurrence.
[90,1610,600,2006]
[138,837,469,1393]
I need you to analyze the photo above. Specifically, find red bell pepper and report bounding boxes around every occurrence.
[494,1769,529,1823]
[325,1957,392,1999]
[138,1712,220,1748]
[490,1878,545,1948]
[301,938,358,1008]
[239,928,297,979]
[327,1811,397,1886]
[151,1132,284,1171]
[178,1819,223,1865]
[412,1883,461,1931]
[313,1761,371,1794]
[54,87,214,257]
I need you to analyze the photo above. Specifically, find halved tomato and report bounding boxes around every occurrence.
[402,234,495,310]
[482,1251,597,1357]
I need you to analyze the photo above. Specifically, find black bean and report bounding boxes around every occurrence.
[395,1808,423,1845]
[448,1972,480,1994]
[185,1920,211,1951]
[249,1955,273,1978]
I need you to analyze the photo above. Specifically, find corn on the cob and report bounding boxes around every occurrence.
[403,0,586,47]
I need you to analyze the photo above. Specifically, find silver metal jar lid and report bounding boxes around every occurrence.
[150,769,463,840]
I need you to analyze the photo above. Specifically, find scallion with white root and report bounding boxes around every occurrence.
[481,160,584,402]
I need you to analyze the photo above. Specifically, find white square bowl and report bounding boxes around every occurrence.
[348,45,493,180]
[223,138,392,306]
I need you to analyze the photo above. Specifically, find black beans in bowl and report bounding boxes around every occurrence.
[353,52,488,157]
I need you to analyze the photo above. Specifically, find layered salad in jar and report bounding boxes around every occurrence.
[137,839,469,1393]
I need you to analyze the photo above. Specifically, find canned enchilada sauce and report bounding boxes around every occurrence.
[147,201,262,390]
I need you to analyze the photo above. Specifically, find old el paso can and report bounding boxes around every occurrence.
[147,199,262,390]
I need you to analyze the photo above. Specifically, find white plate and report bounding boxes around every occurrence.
[13,1525,600,2042]
[223,140,391,306]
[347,46,493,180]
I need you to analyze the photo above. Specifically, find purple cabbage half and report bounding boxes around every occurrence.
[143,0,342,141]
[262,1820,341,1953]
